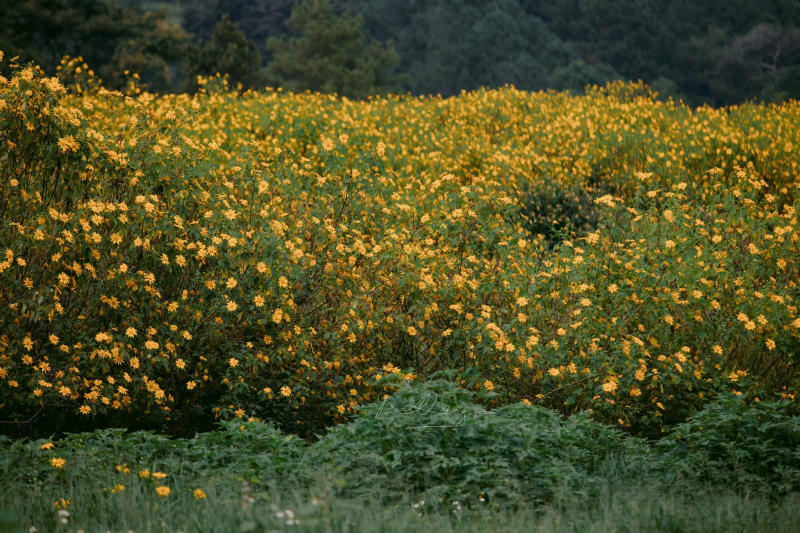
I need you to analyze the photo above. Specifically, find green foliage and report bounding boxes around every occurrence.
[527,174,800,437]
[189,15,263,90]
[178,0,294,57]
[0,0,193,92]
[307,378,646,509]
[517,179,601,244]
[550,59,620,92]
[524,0,800,105]
[0,64,93,211]
[657,394,800,492]
[6,0,800,102]
[353,0,617,96]
[266,0,400,98]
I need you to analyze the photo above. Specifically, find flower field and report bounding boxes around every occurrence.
[2,54,800,531]
[2,55,800,440]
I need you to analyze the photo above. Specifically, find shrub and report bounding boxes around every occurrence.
[306,378,647,509]
[657,394,800,492]
[517,178,601,244]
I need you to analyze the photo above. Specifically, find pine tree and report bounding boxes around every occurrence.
[192,15,262,89]
[266,0,400,98]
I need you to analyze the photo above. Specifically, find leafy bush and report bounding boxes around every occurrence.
[306,378,648,509]
[2,421,304,482]
[518,178,601,244]
[657,394,800,492]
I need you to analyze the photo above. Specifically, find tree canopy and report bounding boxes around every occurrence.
[265,0,400,98]
[2,0,800,103]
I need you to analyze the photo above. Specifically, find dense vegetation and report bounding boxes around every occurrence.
[2,56,800,440]
[1,49,800,529]
[3,0,800,103]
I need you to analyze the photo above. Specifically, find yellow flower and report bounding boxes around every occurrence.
[152,471,167,479]
[226,300,238,312]
[766,339,776,351]
[53,498,70,510]
[155,486,170,498]
[40,442,54,450]
[57,135,79,153]
[483,380,494,391]
[280,385,292,397]
[253,295,265,307]
[406,326,417,336]
[193,488,207,500]
[228,358,239,368]
[79,405,91,415]
[50,457,66,468]
[601,380,618,393]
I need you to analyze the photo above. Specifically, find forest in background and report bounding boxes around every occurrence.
[2,0,800,105]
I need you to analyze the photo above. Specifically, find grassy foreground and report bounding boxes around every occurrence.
[2,478,798,533]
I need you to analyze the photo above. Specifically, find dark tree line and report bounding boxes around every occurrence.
[2,0,800,103]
